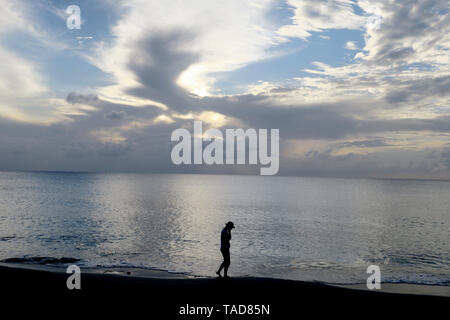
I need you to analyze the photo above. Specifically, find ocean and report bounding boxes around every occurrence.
[0,171,448,285]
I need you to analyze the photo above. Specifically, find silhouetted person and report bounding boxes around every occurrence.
[216,221,235,278]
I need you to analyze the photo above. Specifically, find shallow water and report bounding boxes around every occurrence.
[0,172,448,285]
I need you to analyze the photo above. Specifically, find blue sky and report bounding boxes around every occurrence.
[0,0,449,178]
[214,29,365,94]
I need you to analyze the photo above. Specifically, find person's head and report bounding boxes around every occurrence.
[225,221,235,230]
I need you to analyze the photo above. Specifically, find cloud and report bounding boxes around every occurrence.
[0,0,42,37]
[0,47,69,124]
[97,140,132,157]
[284,146,447,179]
[278,0,366,39]
[126,31,200,111]
[88,0,286,101]
[357,0,450,67]
[105,110,127,120]
[66,92,100,105]
[0,0,449,179]
[384,75,450,104]
[338,139,390,148]
[345,41,359,50]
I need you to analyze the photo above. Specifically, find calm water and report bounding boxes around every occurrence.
[0,172,449,285]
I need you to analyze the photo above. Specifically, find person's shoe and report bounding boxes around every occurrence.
[216,271,222,277]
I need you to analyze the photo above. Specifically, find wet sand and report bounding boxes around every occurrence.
[1,263,447,319]
[338,283,450,297]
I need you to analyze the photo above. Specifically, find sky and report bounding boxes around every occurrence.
[0,0,449,179]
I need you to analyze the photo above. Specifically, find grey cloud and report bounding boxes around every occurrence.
[380,0,445,41]
[338,139,391,148]
[385,75,450,104]
[105,110,127,120]
[97,141,132,157]
[366,0,449,66]
[285,146,446,179]
[66,92,99,105]
[0,114,174,173]
[370,46,414,66]
[200,95,450,140]
[126,31,199,112]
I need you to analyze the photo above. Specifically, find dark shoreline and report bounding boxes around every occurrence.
[1,263,448,319]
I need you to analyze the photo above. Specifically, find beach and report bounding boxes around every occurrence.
[1,173,449,319]
[1,263,447,319]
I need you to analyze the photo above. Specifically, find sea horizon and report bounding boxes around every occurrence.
[3,169,450,183]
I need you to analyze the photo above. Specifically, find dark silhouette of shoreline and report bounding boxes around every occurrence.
[0,264,447,319]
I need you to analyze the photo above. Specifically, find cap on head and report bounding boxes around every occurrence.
[226,221,235,229]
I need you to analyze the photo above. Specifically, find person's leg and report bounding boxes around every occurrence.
[217,249,226,276]
[217,261,224,276]
[223,250,230,277]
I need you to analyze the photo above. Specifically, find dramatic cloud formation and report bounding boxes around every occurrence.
[0,0,449,179]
